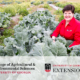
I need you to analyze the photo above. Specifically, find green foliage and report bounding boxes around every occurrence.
[70,45,80,56]
[55,2,80,13]
[17,10,57,30]
[0,7,4,12]
[75,6,80,13]
[29,37,68,56]
[19,2,30,8]
[54,9,63,15]
[0,46,6,56]
[19,15,23,21]
[31,1,35,4]
[40,1,44,4]
[55,2,72,8]
[0,1,13,4]
[15,1,22,4]
[50,41,67,56]
[0,28,14,46]
[44,4,52,10]
[14,3,30,16]
[34,1,41,5]
[53,0,59,4]
[31,1,44,5]
[3,28,14,36]
[74,13,80,21]
[55,36,80,56]
[14,4,22,13]
[4,5,16,16]
[56,36,67,45]
[0,10,59,56]
[29,42,54,56]
[59,15,64,22]
[0,12,11,28]
[44,4,49,8]
[3,2,30,16]
[18,7,29,16]
[47,1,53,4]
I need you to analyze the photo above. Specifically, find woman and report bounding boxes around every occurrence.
[50,4,80,47]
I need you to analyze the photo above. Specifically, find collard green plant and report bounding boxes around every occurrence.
[0,1,13,4]
[0,46,6,56]
[0,10,59,56]
[40,1,44,4]
[74,13,80,21]
[29,42,54,56]
[53,0,59,4]
[0,12,11,28]
[31,1,35,4]
[70,45,80,56]
[15,1,22,4]
[47,1,53,4]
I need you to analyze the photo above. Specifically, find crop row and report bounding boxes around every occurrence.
[55,2,80,13]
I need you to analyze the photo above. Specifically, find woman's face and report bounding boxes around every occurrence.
[63,10,74,22]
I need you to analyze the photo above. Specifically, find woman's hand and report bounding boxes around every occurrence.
[52,36,55,42]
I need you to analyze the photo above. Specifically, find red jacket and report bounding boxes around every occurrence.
[51,17,80,47]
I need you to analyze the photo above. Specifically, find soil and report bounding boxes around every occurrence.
[0,4,4,7]
[11,15,20,25]
[0,27,4,35]
[37,8,45,11]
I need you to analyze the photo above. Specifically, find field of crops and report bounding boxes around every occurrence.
[0,0,80,56]
[58,0,80,3]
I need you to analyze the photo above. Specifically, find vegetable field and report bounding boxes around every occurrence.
[58,0,80,3]
[0,0,80,56]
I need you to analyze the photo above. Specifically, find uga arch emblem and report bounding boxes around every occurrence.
[45,63,51,72]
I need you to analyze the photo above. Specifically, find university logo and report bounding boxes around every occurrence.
[45,63,51,72]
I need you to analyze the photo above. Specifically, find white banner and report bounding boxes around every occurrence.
[0,56,80,80]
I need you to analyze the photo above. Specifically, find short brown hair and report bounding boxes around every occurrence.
[62,4,75,13]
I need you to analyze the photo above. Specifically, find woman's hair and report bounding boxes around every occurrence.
[62,4,75,13]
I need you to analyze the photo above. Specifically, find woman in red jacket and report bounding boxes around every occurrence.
[51,4,80,47]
